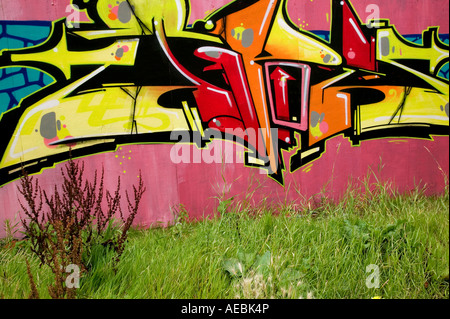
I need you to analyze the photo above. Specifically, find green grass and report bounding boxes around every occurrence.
[0,181,448,299]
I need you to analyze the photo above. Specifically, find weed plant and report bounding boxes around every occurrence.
[11,157,145,298]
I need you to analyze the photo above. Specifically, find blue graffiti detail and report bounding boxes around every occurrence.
[310,30,330,42]
[0,21,53,115]
[0,21,52,50]
[403,34,449,79]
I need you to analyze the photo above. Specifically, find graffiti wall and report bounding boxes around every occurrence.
[0,0,448,236]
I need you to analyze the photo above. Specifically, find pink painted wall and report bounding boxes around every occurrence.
[0,136,447,234]
[0,0,448,238]
[1,0,448,34]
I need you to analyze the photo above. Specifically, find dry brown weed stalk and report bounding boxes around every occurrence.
[18,156,146,298]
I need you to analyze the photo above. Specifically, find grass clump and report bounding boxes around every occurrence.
[0,175,448,299]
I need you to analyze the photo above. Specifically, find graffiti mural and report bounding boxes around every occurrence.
[0,0,448,186]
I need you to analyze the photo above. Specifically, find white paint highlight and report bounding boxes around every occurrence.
[321,70,355,90]
[175,0,183,30]
[207,87,233,107]
[156,30,200,85]
[259,0,275,35]
[62,65,106,96]
[349,18,367,44]
[86,30,117,36]
[337,93,349,125]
